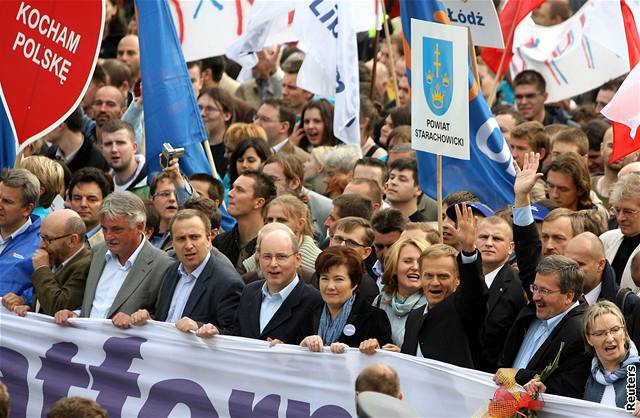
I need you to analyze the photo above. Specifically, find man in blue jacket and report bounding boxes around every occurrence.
[0,169,41,305]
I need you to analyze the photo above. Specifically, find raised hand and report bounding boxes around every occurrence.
[513,152,542,206]
[452,203,478,253]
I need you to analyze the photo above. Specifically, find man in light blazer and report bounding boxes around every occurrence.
[54,192,172,326]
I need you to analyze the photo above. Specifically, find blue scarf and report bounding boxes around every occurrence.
[591,340,640,385]
[319,295,356,345]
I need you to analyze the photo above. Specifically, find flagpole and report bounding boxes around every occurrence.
[486,0,522,107]
[467,30,480,85]
[370,29,381,99]
[202,140,219,179]
[436,154,443,243]
[380,0,399,101]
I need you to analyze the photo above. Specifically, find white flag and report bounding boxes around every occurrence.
[509,0,630,103]
[294,1,360,144]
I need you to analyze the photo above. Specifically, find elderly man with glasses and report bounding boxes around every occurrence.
[601,173,640,293]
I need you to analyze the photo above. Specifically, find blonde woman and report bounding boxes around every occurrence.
[303,145,333,195]
[373,237,430,346]
[243,194,321,274]
[15,156,65,219]
[525,301,640,413]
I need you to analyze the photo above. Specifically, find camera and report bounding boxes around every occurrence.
[160,143,185,168]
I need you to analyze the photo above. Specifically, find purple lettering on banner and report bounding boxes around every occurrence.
[35,342,91,418]
[137,379,219,417]
[286,400,351,418]
[88,337,145,418]
[229,389,280,417]
[0,347,29,418]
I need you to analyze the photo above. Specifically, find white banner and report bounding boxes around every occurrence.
[170,0,380,62]
[0,306,629,418]
[443,0,504,48]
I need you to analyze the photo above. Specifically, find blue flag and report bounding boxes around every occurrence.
[136,0,211,179]
[0,102,16,169]
[400,0,515,210]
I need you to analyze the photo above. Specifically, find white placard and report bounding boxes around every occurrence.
[411,19,469,160]
[444,0,504,48]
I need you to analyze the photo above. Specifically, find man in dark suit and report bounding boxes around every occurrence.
[54,192,173,325]
[476,216,527,373]
[121,209,244,333]
[495,255,591,399]
[196,223,322,344]
[43,107,109,172]
[2,210,91,316]
[494,153,590,399]
[565,232,638,314]
[395,204,487,369]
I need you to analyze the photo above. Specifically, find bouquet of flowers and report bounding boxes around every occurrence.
[475,342,565,418]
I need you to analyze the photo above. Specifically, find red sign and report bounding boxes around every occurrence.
[0,0,104,145]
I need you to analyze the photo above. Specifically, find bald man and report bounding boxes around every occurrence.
[91,85,126,146]
[2,209,91,316]
[564,232,638,315]
[355,363,403,399]
[117,35,140,80]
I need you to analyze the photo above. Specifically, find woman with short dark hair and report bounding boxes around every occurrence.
[300,246,391,353]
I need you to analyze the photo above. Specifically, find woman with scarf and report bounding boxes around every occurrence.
[300,246,391,354]
[373,238,430,346]
[524,301,640,413]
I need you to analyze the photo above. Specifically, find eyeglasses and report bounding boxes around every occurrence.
[609,206,640,218]
[515,92,542,101]
[198,105,222,114]
[529,284,563,296]
[253,114,277,124]
[332,235,367,249]
[40,233,72,245]
[589,325,624,339]
[259,253,296,263]
[153,190,176,199]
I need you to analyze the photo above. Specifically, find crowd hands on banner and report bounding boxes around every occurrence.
[3,0,640,414]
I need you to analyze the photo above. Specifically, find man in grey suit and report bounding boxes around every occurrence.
[54,192,173,326]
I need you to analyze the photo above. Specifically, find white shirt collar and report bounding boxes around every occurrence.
[105,235,146,268]
[484,265,503,289]
[584,282,602,306]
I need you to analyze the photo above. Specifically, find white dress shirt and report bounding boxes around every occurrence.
[90,236,146,318]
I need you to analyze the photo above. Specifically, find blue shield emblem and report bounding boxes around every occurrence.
[422,37,453,116]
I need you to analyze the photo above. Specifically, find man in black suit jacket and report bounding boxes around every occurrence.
[475,216,527,373]
[197,223,322,344]
[495,255,590,399]
[397,204,488,369]
[494,153,590,399]
[565,232,638,314]
[123,209,243,332]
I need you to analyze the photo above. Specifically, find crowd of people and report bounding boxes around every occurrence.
[2,0,640,415]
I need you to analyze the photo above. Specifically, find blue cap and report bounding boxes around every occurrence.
[445,201,494,222]
[530,203,550,222]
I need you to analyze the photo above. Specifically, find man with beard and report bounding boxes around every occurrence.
[91,86,126,146]
[101,119,148,198]
[2,210,91,316]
